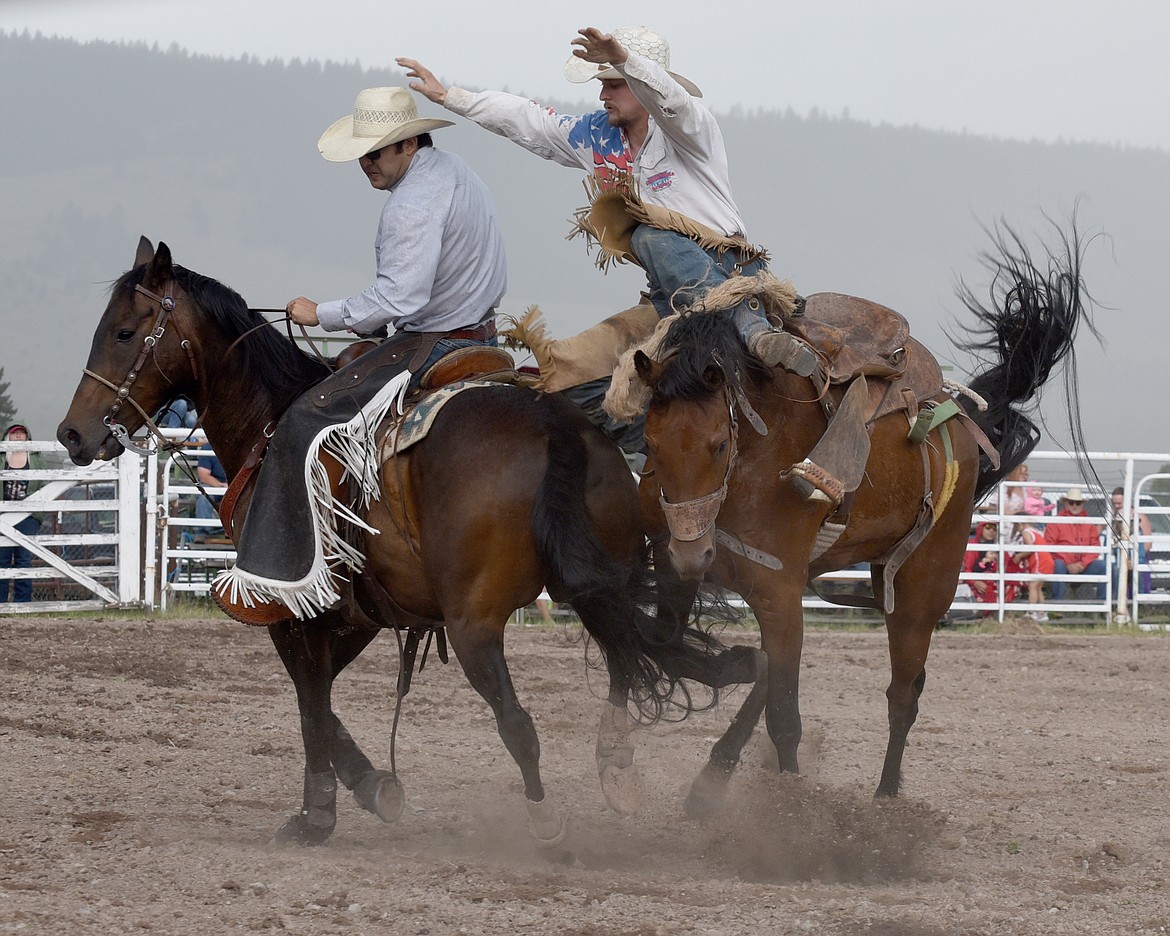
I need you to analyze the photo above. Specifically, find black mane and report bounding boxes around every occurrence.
[114,264,328,403]
[653,309,767,404]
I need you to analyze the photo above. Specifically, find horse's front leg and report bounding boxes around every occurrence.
[683,647,768,819]
[267,618,340,846]
[445,618,567,852]
[267,615,400,845]
[753,586,807,775]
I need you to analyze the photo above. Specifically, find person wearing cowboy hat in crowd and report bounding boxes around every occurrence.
[214,86,507,622]
[1045,486,1107,601]
[398,27,817,414]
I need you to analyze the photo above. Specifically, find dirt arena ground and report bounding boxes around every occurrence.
[1,612,1168,935]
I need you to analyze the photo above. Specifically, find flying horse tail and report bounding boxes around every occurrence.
[952,215,1101,504]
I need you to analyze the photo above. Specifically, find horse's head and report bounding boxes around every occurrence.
[58,237,199,464]
[635,311,758,580]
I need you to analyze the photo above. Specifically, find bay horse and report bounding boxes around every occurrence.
[632,224,1093,811]
[57,237,759,849]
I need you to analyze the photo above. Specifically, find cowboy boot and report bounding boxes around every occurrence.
[733,299,819,377]
[749,329,819,377]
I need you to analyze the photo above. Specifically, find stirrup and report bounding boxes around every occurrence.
[781,458,845,506]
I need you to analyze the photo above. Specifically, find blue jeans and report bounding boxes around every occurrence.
[1112,545,1152,595]
[158,397,198,429]
[195,491,222,536]
[0,515,40,602]
[629,224,771,340]
[1051,558,1107,600]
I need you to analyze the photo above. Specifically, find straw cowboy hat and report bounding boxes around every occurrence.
[318,87,454,162]
[564,26,703,98]
[1065,487,1086,502]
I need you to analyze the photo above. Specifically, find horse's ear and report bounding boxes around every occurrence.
[633,350,661,387]
[701,363,726,390]
[144,240,175,288]
[134,236,154,269]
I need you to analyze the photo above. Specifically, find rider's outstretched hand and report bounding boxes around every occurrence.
[396,58,448,106]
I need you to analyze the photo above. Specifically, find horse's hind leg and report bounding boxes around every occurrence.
[874,546,962,797]
[446,619,566,850]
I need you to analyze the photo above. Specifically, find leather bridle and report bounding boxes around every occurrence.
[82,280,200,456]
[656,384,740,543]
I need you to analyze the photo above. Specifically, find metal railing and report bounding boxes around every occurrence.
[4,438,1168,626]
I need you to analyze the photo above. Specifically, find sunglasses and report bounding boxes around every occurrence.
[1066,500,1083,505]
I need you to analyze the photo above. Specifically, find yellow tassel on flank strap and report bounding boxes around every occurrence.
[934,422,959,520]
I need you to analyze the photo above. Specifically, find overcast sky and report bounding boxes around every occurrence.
[4,0,1169,151]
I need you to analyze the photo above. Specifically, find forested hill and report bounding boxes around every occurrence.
[2,31,1167,452]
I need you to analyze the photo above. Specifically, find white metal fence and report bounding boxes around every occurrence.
[1,439,142,613]
[3,436,1168,625]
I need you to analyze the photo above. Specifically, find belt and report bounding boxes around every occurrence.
[444,319,497,342]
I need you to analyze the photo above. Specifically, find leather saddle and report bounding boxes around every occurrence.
[776,292,912,385]
[333,340,516,392]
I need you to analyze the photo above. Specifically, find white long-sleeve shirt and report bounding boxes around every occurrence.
[316,146,507,335]
[443,51,748,239]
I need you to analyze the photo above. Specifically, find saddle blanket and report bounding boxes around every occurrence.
[382,379,504,460]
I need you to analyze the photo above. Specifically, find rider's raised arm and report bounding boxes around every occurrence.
[442,87,600,171]
[612,50,719,156]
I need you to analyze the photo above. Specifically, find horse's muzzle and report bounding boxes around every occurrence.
[668,533,716,580]
[56,422,120,465]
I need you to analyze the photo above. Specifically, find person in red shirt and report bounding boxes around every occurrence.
[1045,487,1105,599]
[963,522,1015,606]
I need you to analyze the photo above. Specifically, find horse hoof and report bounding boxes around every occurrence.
[599,764,644,816]
[683,765,731,820]
[268,812,335,847]
[525,796,568,849]
[354,770,405,823]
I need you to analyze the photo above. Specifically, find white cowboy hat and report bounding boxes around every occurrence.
[318,87,455,162]
[564,26,703,98]
[1065,487,1086,502]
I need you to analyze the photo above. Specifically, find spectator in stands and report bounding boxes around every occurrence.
[156,397,199,430]
[1001,464,1028,516]
[194,443,228,542]
[1110,487,1152,596]
[963,522,1013,608]
[1007,523,1054,621]
[1,423,46,602]
[1046,486,1106,600]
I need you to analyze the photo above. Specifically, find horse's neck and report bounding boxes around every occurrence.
[195,371,289,480]
[745,372,826,460]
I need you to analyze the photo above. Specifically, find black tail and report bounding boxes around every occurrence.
[530,395,728,721]
[953,216,1101,502]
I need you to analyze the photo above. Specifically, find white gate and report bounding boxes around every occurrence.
[1,439,142,613]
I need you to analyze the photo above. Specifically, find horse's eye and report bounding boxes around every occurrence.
[116,329,136,342]
[715,440,728,456]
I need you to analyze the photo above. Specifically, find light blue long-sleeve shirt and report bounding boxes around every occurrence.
[315,146,507,335]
